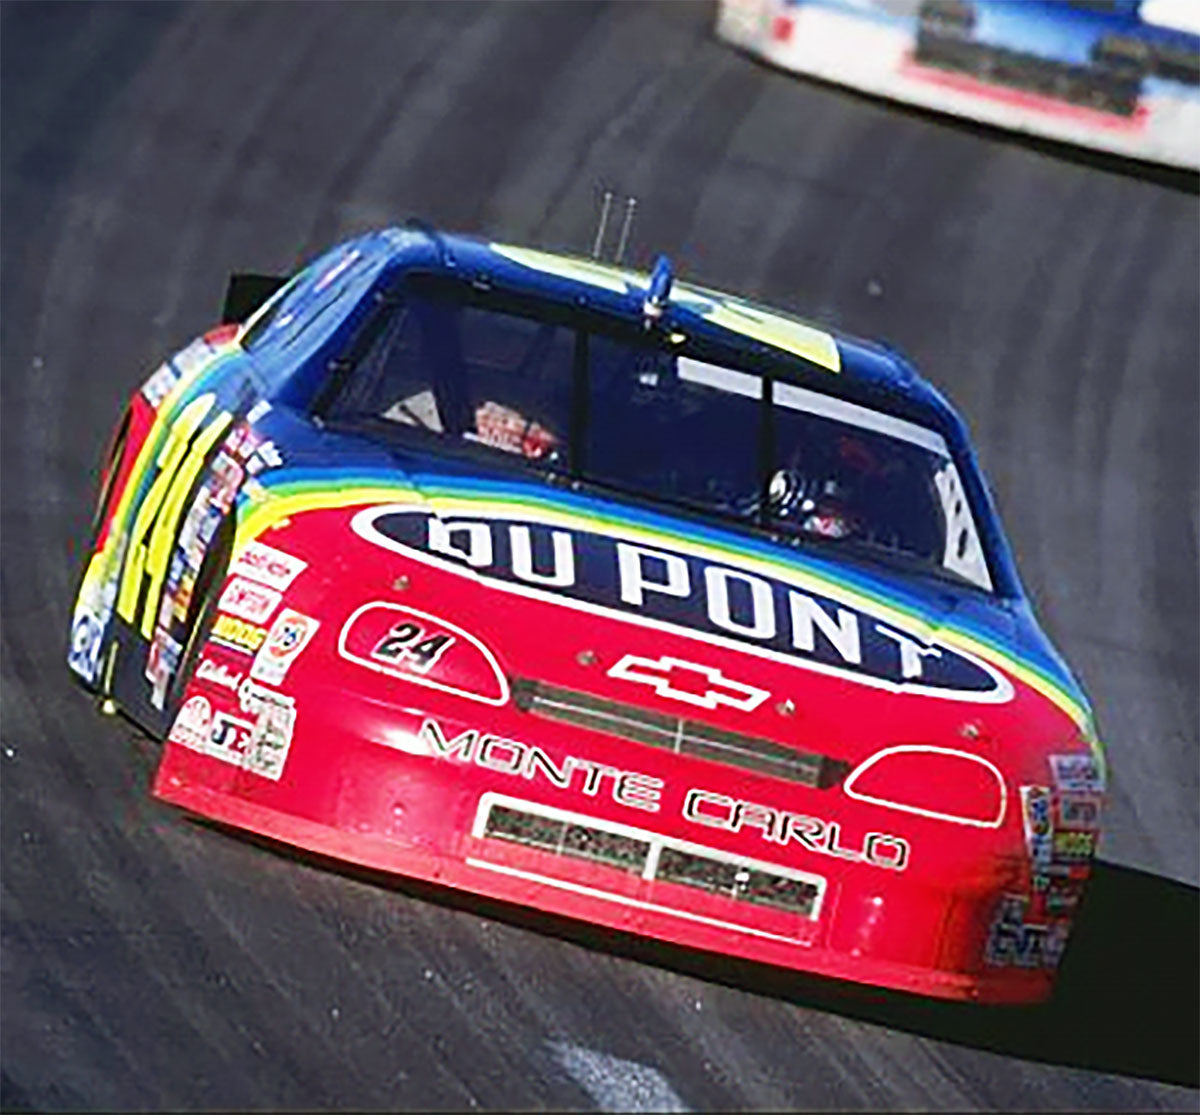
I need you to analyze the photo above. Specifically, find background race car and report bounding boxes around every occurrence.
[717,0,1200,168]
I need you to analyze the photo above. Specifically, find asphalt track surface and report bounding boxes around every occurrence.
[2,2,1197,1110]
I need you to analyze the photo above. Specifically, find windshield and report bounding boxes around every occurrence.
[325,278,993,592]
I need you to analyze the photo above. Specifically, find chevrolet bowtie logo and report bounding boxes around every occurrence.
[606,654,770,712]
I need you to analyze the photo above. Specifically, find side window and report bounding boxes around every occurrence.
[240,278,297,351]
[329,294,574,467]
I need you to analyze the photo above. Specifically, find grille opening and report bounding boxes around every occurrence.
[656,847,821,917]
[476,797,825,924]
[511,678,849,789]
[484,804,650,873]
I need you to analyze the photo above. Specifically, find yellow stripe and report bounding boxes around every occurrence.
[139,410,232,638]
[491,244,638,293]
[116,394,216,623]
[491,243,840,372]
[697,300,840,372]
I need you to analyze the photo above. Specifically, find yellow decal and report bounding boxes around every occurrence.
[213,614,267,652]
[696,298,840,373]
[139,410,232,637]
[492,244,840,372]
[116,393,231,636]
[491,244,639,294]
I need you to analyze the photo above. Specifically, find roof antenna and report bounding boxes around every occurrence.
[591,189,614,259]
[642,254,673,330]
[614,197,637,264]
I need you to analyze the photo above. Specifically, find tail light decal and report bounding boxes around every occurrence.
[843,745,1007,827]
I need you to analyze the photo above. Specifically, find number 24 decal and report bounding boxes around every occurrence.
[371,621,455,673]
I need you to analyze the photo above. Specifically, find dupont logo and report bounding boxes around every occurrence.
[607,654,769,712]
[353,505,1016,703]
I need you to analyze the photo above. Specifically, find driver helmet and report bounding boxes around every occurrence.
[769,434,877,540]
[768,471,861,539]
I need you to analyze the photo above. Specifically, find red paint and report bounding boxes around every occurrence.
[900,55,1150,133]
[150,503,1096,1002]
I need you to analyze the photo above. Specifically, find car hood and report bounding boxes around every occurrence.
[234,431,1097,768]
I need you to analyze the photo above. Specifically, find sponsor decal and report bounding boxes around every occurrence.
[146,633,182,710]
[196,658,243,693]
[171,572,196,623]
[170,335,223,379]
[68,611,103,683]
[985,895,1069,970]
[1050,753,1105,794]
[167,680,295,781]
[197,503,223,549]
[249,608,319,685]
[385,717,910,873]
[141,362,180,408]
[245,439,282,476]
[607,654,770,712]
[1051,830,1096,865]
[1057,792,1103,833]
[68,570,117,685]
[225,421,283,475]
[208,451,244,514]
[1020,786,1054,868]
[353,507,1014,703]
[169,695,213,751]
[217,576,282,625]
[209,711,256,764]
[1042,875,1085,916]
[237,678,296,779]
[231,540,307,592]
[212,613,268,654]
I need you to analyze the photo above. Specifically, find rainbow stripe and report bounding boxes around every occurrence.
[77,337,245,614]
[235,466,1102,762]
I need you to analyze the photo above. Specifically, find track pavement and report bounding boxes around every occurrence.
[2,2,1196,1109]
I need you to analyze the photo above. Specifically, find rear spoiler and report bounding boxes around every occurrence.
[220,273,287,325]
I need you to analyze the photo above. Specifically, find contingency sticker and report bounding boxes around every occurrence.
[167,680,296,780]
[1049,753,1105,794]
[217,576,282,625]
[250,608,319,685]
[984,895,1069,970]
[231,540,307,592]
[1019,786,1054,868]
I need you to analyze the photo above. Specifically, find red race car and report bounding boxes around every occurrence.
[69,225,1105,1003]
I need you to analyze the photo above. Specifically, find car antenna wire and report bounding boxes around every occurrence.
[615,196,637,264]
[591,189,614,259]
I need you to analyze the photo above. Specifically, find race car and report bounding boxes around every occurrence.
[716,0,1200,169]
[68,222,1105,1003]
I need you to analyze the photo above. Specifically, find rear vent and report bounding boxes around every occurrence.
[472,794,825,925]
[511,678,848,789]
